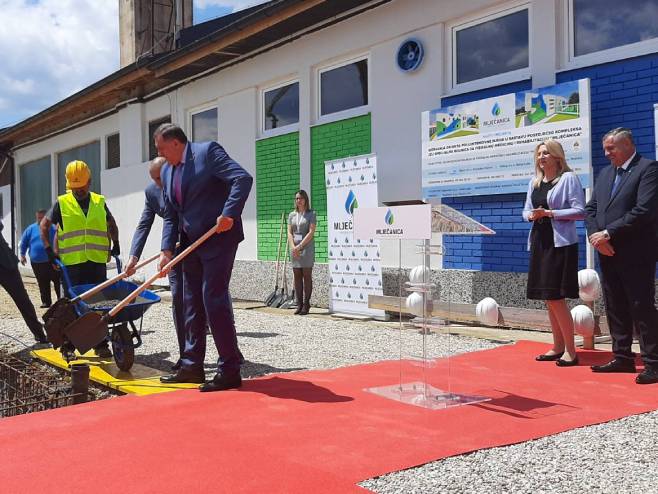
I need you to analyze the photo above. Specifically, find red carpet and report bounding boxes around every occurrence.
[2,341,658,493]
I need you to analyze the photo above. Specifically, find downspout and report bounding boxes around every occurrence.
[9,152,15,251]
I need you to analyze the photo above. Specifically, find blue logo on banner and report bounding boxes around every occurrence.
[384,209,394,225]
[345,190,359,215]
[492,102,501,116]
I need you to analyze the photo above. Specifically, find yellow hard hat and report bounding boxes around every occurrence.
[65,160,91,189]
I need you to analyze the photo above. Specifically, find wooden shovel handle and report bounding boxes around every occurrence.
[107,226,218,318]
[71,251,162,303]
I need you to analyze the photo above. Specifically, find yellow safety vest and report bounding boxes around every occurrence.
[57,192,110,266]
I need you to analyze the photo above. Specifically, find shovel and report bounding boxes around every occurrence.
[44,252,162,348]
[62,225,218,354]
[270,235,289,308]
[265,213,285,305]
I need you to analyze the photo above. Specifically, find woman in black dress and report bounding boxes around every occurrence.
[523,139,586,366]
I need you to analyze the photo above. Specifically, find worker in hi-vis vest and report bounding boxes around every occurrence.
[40,160,120,358]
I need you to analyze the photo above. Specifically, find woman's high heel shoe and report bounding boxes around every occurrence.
[535,352,564,361]
[556,356,579,367]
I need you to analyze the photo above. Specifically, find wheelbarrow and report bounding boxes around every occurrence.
[58,224,221,371]
[50,256,161,371]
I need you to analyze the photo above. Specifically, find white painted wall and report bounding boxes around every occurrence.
[0,184,11,245]
[11,0,558,269]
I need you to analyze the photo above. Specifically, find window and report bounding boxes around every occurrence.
[57,142,101,195]
[263,81,299,131]
[20,157,51,231]
[148,115,171,160]
[106,133,120,169]
[320,58,368,117]
[571,0,658,57]
[191,108,218,142]
[453,7,529,86]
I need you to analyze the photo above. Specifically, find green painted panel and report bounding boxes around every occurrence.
[256,132,300,260]
[310,114,371,263]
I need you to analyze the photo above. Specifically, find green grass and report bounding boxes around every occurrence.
[440,129,479,139]
[546,113,579,123]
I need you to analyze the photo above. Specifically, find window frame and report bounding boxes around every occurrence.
[105,132,120,170]
[260,79,300,138]
[446,2,531,96]
[316,55,370,125]
[560,0,658,70]
[147,115,171,161]
[188,104,219,143]
[55,139,101,195]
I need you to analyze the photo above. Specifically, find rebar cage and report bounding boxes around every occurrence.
[0,355,86,418]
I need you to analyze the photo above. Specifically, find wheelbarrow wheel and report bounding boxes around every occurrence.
[111,324,134,371]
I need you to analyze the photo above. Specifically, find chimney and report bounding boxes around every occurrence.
[119,0,193,67]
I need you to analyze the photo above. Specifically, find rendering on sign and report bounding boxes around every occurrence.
[421,79,592,199]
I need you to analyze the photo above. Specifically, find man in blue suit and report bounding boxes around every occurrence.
[154,123,253,391]
[124,157,185,371]
[585,127,658,384]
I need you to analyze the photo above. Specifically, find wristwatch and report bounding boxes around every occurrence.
[602,230,610,240]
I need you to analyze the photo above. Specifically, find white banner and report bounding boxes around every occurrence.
[422,79,592,199]
[325,154,384,317]
[353,204,431,240]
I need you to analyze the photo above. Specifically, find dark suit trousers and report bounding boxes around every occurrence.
[599,254,658,367]
[0,265,45,340]
[168,262,185,360]
[31,261,61,306]
[180,243,241,374]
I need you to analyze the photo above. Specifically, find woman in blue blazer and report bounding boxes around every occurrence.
[523,139,585,366]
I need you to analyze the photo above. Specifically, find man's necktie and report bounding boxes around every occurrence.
[610,167,624,197]
[173,163,183,205]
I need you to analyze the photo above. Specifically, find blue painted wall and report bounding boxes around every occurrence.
[441,54,658,273]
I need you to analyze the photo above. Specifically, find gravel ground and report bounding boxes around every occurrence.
[2,280,658,493]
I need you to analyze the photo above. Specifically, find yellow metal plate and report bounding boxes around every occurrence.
[31,348,200,395]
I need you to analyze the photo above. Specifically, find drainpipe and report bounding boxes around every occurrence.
[9,152,15,251]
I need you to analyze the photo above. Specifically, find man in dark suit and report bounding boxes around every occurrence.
[154,123,253,391]
[124,157,185,371]
[0,220,48,344]
[585,127,658,384]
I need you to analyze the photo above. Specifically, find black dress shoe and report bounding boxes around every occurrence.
[535,352,564,362]
[591,358,636,373]
[556,356,579,367]
[160,368,205,384]
[636,368,658,385]
[199,372,242,392]
[171,360,182,371]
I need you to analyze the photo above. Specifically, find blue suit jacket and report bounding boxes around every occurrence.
[585,153,658,258]
[129,182,169,259]
[160,141,253,260]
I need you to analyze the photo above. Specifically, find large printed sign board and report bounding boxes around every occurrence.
[422,79,591,199]
[325,154,384,317]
